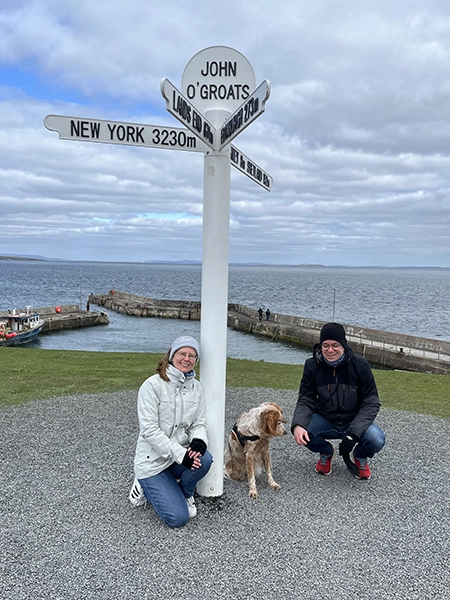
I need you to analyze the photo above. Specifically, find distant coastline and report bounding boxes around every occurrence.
[0,255,44,261]
[0,255,448,270]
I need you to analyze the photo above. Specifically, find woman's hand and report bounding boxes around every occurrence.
[182,448,202,469]
[186,448,202,469]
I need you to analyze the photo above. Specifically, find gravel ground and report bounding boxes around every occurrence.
[1,388,449,600]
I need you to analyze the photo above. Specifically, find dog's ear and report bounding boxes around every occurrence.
[265,403,287,425]
[263,407,281,436]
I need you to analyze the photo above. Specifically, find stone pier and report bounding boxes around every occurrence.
[228,303,450,375]
[35,304,109,332]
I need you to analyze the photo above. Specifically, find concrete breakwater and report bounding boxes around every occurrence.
[229,304,450,375]
[89,291,450,374]
[89,291,201,320]
[35,304,109,332]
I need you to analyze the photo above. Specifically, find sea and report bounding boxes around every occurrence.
[1,260,450,365]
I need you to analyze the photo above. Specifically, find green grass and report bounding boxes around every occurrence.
[1,348,449,418]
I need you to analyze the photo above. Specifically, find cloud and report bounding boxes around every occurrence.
[1,0,450,266]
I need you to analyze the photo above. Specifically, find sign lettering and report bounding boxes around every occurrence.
[221,109,244,145]
[185,83,251,104]
[200,61,237,77]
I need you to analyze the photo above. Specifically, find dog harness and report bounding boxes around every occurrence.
[232,423,260,446]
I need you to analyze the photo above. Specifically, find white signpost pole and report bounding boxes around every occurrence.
[196,109,231,496]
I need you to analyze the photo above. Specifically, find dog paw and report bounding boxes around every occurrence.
[269,481,281,490]
[249,489,258,499]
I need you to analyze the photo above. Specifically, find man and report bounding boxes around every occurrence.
[291,322,385,480]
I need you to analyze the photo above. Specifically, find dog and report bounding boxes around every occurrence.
[224,402,287,498]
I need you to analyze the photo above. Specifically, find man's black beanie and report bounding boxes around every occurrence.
[319,323,347,347]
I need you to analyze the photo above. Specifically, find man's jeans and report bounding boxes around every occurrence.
[305,414,385,458]
[139,450,213,528]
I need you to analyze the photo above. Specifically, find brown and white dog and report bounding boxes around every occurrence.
[224,402,287,498]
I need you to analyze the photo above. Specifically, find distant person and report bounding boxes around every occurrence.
[291,323,385,480]
[86,300,90,312]
[265,308,271,321]
[258,307,263,321]
[129,336,213,528]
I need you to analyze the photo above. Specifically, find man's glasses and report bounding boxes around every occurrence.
[321,343,342,350]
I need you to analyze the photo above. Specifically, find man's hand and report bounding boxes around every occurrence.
[293,425,310,446]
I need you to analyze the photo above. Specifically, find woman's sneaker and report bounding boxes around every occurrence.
[315,448,334,475]
[186,496,197,518]
[129,478,146,507]
[354,458,371,480]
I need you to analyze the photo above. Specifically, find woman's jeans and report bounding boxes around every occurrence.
[139,450,213,528]
[305,414,385,458]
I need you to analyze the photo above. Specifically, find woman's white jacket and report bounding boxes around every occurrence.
[134,364,208,479]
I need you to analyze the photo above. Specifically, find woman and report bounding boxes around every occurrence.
[129,335,213,528]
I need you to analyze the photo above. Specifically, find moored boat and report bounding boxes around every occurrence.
[0,308,44,346]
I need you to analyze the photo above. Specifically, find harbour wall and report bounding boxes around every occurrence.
[89,291,450,375]
[89,291,201,320]
[228,304,450,375]
[35,305,109,332]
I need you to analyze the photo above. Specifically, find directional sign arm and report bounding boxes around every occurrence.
[219,80,271,150]
[44,114,207,153]
[160,79,217,151]
[230,145,273,191]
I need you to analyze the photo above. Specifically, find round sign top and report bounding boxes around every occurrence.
[182,46,256,116]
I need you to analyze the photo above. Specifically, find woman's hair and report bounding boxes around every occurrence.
[156,349,171,381]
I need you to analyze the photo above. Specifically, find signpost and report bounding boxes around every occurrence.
[175,47,271,497]
[44,46,272,497]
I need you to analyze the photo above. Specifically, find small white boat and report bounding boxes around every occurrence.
[0,308,44,346]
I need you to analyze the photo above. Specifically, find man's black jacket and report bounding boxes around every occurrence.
[291,344,381,439]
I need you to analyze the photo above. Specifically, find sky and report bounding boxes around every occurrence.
[1,0,450,267]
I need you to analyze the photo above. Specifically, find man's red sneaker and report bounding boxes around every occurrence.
[354,457,371,480]
[315,449,334,475]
